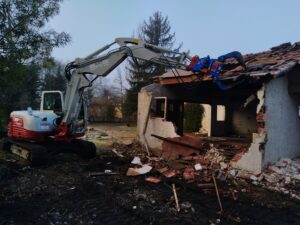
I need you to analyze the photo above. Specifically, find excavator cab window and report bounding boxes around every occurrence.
[41,91,64,115]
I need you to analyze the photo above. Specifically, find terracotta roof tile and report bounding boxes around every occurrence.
[157,41,300,84]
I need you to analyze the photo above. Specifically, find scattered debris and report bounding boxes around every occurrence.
[212,175,224,214]
[89,171,120,176]
[257,158,300,200]
[127,164,152,176]
[1,138,300,225]
[172,184,180,212]
[183,167,195,181]
[194,163,202,171]
[145,176,161,183]
[162,169,177,178]
[111,148,125,158]
[131,156,142,165]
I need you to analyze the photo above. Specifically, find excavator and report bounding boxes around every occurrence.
[1,38,193,165]
[1,37,245,165]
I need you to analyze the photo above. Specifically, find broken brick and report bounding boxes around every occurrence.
[163,169,177,178]
[145,176,161,183]
[183,167,195,181]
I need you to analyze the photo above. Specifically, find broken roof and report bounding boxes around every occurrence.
[156,41,300,85]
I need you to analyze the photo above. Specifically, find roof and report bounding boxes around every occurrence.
[156,41,300,85]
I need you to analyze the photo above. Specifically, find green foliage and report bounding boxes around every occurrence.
[0,0,70,131]
[125,11,179,120]
[0,0,70,63]
[184,103,205,132]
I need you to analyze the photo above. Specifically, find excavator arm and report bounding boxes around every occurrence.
[54,38,191,140]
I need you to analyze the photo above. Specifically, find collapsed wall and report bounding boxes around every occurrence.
[137,85,179,150]
[230,85,265,173]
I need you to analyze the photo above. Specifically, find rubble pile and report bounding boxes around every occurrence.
[125,143,232,189]
[123,141,300,202]
[249,158,300,200]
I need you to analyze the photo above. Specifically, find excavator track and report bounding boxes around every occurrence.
[2,137,96,166]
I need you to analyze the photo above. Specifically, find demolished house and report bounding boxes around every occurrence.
[137,42,300,174]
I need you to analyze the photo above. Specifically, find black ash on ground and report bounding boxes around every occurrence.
[0,144,300,225]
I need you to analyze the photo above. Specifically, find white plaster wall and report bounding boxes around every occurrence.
[137,89,179,149]
[232,142,263,174]
[264,76,300,164]
[144,118,179,149]
[137,90,152,143]
[201,104,211,136]
[231,86,265,173]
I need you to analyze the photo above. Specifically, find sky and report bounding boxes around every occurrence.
[49,0,300,82]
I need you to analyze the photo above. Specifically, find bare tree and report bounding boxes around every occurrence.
[114,68,126,104]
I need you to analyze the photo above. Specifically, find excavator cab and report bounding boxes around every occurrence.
[41,91,64,116]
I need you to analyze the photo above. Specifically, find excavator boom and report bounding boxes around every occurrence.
[55,38,191,140]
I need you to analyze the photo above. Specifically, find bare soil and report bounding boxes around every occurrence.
[1,148,300,225]
[1,123,300,225]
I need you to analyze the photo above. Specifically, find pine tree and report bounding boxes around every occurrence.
[124,11,179,120]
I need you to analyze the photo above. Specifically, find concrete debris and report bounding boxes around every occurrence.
[204,148,226,165]
[220,162,228,170]
[229,169,238,177]
[194,163,202,171]
[250,157,300,200]
[124,140,300,202]
[127,164,152,176]
[249,175,258,181]
[131,156,143,165]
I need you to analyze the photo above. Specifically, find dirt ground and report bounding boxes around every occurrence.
[84,123,137,148]
[1,123,300,225]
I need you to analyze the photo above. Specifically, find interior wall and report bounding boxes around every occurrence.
[231,101,258,138]
[201,104,211,136]
[265,75,300,164]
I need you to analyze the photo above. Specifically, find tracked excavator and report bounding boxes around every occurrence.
[1,38,193,165]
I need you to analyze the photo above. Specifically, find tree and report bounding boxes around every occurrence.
[124,11,179,120]
[0,0,70,63]
[184,103,205,132]
[41,59,67,92]
[114,68,125,105]
[0,0,70,132]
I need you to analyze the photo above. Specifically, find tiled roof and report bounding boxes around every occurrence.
[157,41,300,84]
[223,41,300,79]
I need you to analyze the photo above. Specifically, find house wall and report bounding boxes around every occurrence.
[137,84,179,149]
[265,75,300,164]
[231,101,258,138]
[138,83,265,173]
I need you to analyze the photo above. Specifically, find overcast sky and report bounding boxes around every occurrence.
[49,0,300,82]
